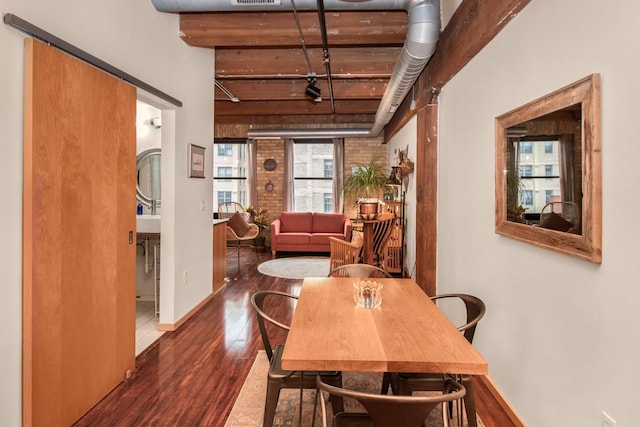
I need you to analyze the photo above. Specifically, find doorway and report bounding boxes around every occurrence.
[135,99,164,355]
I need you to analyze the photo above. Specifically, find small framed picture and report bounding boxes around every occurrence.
[187,144,206,178]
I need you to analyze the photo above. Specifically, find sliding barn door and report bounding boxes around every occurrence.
[23,39,136,427]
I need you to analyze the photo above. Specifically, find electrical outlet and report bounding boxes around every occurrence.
[200,200,206,212]
[602,411,616,427]
[183,270,188,285]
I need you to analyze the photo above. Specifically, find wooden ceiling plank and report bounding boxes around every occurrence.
[180,11,407,48]
[214,99,380,116]
[215,114,375,126]
[215,47,401,76]
[215,79,388,101]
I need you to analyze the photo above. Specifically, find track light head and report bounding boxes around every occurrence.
[305,74,322,102]
[305,84,322,100]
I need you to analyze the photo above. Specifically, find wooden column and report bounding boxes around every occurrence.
[212,221,227,293]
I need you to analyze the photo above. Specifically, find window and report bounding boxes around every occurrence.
[217,191,232,204]
[520,165,533,177]
[217,144,233,156]
[323,193,333,213]
[293,139,337,213]
[517,139,560,213]
[213,140,248,208]
[324,159,333,178]
[520,190,533,206]
[520,142,533,154]
[218,167,232,182]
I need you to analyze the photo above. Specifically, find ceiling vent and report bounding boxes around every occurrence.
[231,0,281,5]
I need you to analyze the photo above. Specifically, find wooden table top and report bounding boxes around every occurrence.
[281,277,488,375]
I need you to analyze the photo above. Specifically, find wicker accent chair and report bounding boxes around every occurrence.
[382,293,486,427]
[317,375,465,427]
[329,237,362,272]
[250,291,343,427]
[370,213,396,270]
[218,202,259,261]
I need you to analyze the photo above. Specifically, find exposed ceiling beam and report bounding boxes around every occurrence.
[180,11,408,47]
[214,99,380,116]
[215,47,401,77]
[215,114,375,125]
[214,79,388,101]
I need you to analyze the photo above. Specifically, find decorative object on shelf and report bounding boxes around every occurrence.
[263,158,277,171]
[343,156,389,220]
[264,180,275,193]
[397,146,414,177]
[187,144,205,178]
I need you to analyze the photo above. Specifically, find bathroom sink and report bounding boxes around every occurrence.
[136,214,161,234]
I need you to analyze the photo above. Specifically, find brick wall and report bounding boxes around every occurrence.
[217,124,388,222]
[255,139,284,227]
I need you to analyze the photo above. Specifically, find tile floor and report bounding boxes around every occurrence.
[135,300,164,356]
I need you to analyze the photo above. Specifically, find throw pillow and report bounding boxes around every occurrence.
[227,211,251,237]
[540,212,573,232]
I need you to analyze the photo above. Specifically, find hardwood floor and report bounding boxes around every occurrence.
[75,247,512,427]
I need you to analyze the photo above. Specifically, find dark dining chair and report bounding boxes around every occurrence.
[250,291,343,427]
[381,293,486,427]
[316,375,465,427]
[328,263,392,278]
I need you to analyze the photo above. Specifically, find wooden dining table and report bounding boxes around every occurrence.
[281,277,488,376]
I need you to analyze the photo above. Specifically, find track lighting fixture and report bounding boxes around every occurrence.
[305,74,322,102]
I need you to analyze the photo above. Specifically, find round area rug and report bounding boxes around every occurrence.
[257,256,330,279]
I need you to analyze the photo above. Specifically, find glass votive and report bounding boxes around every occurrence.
[353,280,383,309]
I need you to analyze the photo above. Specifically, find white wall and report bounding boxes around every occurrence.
[387,115,418,278]
[437,0,640,425]
[0,0,214,424]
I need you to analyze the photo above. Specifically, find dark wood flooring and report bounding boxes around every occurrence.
[74,247,512,427]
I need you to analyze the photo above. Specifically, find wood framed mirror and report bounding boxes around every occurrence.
[495,74,601,263]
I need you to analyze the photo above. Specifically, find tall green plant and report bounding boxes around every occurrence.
[343,156,389,200]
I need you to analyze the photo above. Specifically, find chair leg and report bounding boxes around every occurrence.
[381,372,394,394]
[323,375,344,415]
[237,240,241,265]
[263,380,281,427]
[461,376,478,427]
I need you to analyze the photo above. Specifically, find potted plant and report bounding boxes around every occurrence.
[343,156,389,219]
[246,206,269,250]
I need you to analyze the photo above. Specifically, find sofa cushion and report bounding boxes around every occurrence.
[276,233,312,245]
[280,212,313,233]
[309,233,346,246]
[227,211,251,237]
[312,213,346,233]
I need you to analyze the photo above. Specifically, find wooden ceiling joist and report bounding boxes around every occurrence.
[214,79,388,101]
[180,11,408,48]
[215,47,401,76]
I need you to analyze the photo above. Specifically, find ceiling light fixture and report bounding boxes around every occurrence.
[305,73,322,102]
[214,79,239,103]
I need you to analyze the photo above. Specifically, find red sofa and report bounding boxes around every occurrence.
[270,212,352,257]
